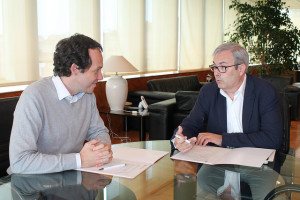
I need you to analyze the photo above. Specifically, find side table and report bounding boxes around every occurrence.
[99,107,149,141]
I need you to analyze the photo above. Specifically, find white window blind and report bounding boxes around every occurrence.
[0,0,299,86]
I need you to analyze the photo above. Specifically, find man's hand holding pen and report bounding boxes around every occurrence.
[175,125,223,153]
[174,126,196,153]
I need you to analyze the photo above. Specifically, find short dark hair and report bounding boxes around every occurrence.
[53,33,103,77]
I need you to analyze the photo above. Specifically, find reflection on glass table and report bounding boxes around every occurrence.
[172,147,297,200]
[5,170,136,200]
[0,140,299,200]
[196,165,284,199]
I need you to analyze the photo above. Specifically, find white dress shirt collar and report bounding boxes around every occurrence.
[220,74,247,100]
[52,76,84,103]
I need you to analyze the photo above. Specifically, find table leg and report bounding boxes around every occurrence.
[124,116,128,132]
[140,116,146,141]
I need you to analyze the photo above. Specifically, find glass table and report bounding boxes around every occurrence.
[1,140,300,200]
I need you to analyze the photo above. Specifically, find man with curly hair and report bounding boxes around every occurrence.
[9,34,112,174]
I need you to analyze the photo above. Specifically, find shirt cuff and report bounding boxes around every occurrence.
[76,153,81,168]
[171,138,177,149]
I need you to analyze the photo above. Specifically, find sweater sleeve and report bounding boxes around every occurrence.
[9,90,78,174]
[85,94,111,144]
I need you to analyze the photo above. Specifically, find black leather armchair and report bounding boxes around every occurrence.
[279,92,291,154]
[127,75,204,107]
[148,91,199,140]
[0,96,19,177]
[148,98,177,140]
[127,75,205,132]
[264,184,300,200]
[261,75,300,120]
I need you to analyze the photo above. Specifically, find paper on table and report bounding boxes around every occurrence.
[267,150,276,162]
[78,159,152,179]
[111,146,168,164]
[77,146,168,179]
[264,150,276,164]
[171,145,275,168]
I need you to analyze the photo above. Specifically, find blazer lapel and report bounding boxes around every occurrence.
[217,92,227,131]
[243,76,256,132]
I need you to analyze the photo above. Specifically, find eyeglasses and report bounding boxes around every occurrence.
[209,64,240,73]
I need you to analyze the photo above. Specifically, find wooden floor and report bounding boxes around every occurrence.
[290,120,300,158]
[111,130,149,144]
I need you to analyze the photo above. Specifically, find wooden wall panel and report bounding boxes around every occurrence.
[0,70,211,133]
[0,91,22,98]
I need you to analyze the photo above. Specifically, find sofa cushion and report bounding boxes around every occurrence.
[128,90,175,101]
[147,75,202,92]
[261,75,293,92]
[175,91,199,111]
[285,85,300,93]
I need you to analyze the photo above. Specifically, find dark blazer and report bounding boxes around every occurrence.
[173,74,282,150]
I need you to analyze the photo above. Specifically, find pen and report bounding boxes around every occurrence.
[99,163,126,170]
[175,134,191,144]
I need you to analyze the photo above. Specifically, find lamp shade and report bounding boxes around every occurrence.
[103,56,138,110]
[102,56,138,73]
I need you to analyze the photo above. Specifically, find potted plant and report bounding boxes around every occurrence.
[225,0,300,76]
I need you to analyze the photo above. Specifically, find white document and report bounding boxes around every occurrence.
[171,145,275,168]
[77,146,168,179]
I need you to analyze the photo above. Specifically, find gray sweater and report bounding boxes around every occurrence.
[9,77,111,174]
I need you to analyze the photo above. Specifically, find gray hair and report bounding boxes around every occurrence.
[213,43,249,71]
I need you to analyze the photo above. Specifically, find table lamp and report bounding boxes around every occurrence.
[103,56,138,110]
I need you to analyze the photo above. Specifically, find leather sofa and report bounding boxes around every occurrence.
[127,75,204,106]
[279,92,291,154]
[126,75,206,132]
[261,75,300,120]
[0,96,19,177]
[148,91,199,140]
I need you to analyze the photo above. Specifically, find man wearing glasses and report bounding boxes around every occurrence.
[173,42,282,153]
